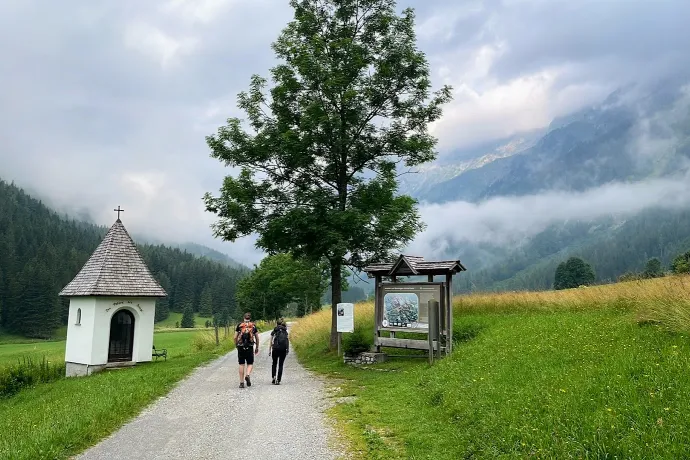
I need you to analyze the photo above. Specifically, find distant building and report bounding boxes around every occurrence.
[59,214,167,377]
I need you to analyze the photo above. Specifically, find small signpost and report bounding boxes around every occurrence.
[363,255,466,362]
[336,302,354,356]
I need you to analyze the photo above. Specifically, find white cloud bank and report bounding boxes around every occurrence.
[408,173,690,260]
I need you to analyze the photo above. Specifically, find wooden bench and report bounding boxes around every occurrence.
[152,345,167,361]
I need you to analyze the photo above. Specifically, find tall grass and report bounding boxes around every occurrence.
[459,274,690,330]
[0,357,65,398]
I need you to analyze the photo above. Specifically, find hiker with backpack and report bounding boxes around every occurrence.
[269,318,289,385]
[234,312,259,389]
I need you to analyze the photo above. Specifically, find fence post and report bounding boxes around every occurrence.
[428,299,439,365]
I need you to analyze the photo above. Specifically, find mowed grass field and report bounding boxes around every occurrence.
[0,329,235,460]
[0,329,212,368]
[154,311,214,329]
[291,274,690,459]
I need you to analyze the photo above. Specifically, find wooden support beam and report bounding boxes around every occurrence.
[377,337,439,351]
[374,275,383,353]
[446,273,453,355]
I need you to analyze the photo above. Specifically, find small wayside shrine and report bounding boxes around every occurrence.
[59,207,167,377]
[363,255,466,362]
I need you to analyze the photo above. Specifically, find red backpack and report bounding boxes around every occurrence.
[238,321,255,348]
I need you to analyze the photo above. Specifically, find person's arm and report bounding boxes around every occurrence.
[254,327,260,354]
[269,330,274,356]
[233,325,240,345]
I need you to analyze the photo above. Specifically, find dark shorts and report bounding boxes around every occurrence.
[238,346,254,365]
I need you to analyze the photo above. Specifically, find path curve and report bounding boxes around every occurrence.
[76,329,342,460]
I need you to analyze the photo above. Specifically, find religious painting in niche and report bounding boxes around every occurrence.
[108,309,134,362]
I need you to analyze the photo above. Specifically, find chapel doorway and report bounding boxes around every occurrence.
[108,309,135,362]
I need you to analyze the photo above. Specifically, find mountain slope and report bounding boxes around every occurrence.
[176,242,247,270]
[0,179,248,338]
[412,82,690,292]
[453,208,690,293]
[420,83,690,204]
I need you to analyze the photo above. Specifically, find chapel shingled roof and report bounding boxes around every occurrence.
[59,219,167,297]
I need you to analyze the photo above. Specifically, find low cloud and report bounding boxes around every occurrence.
[408,173,690,261]
[1,0,689,269]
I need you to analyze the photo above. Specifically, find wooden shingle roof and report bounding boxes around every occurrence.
[363,254,466,277]
[59,219,167,297]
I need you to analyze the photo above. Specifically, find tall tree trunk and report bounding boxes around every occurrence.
[330,261,342,350]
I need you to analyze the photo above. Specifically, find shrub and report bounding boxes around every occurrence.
[342,327,373,355]
[671,251,690,274]
[0,357,65,398]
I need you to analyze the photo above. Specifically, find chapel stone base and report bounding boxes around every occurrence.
[66,362,107,377]
[343,352,387,366]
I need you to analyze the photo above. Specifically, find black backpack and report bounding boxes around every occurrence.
[273,327,289,351]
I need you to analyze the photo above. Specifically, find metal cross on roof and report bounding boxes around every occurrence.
[114,206,124,220]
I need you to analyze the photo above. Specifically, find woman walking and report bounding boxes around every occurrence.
[269,318,289,385]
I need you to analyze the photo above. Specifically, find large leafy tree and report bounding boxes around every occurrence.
[236,253,328,320]
[204,0,452,347]
[554,257,596,290]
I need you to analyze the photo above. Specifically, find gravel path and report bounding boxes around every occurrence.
[75,329,342,460]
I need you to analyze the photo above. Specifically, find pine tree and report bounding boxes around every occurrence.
[15,261,60,338]
[199,285,213,317]
[154,271,172,322]
[180,306,195,328]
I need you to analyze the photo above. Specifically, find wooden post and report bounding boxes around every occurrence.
[434,299,442,359]
[446,273,453,355]
[337,332,342,356]
[374,275,382,353]
[428,299,438,365]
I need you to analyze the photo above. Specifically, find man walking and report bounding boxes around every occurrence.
[234,312,259,388]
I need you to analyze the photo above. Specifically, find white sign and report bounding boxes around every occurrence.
[336,302,354,333]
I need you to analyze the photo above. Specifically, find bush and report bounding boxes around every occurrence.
[342,327,373,355]
[0,357,65,398]
[618,272,643,282]
[671,251,690,274]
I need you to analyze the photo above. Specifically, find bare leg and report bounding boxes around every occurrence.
[246,364,253,377]
[239,364,245,383]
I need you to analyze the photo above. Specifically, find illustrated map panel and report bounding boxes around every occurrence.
[381,283,442,330]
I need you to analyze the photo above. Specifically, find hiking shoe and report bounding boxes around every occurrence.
[239,382,245,388]
[245,375,251,387]
[275,380,280,385]
[271,377,276,385]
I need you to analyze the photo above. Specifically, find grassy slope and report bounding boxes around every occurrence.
[291,275,690,459]
[0,330,234,460]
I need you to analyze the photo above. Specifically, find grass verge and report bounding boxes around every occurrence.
[0,330,234,460]
[291,275,690,459]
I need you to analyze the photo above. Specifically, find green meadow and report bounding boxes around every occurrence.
[0,329,234,460]
[291,275,690,459]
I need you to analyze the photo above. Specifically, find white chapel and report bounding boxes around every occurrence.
[59,211,167,377]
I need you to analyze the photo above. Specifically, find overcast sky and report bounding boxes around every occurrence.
[1,0,689,266]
